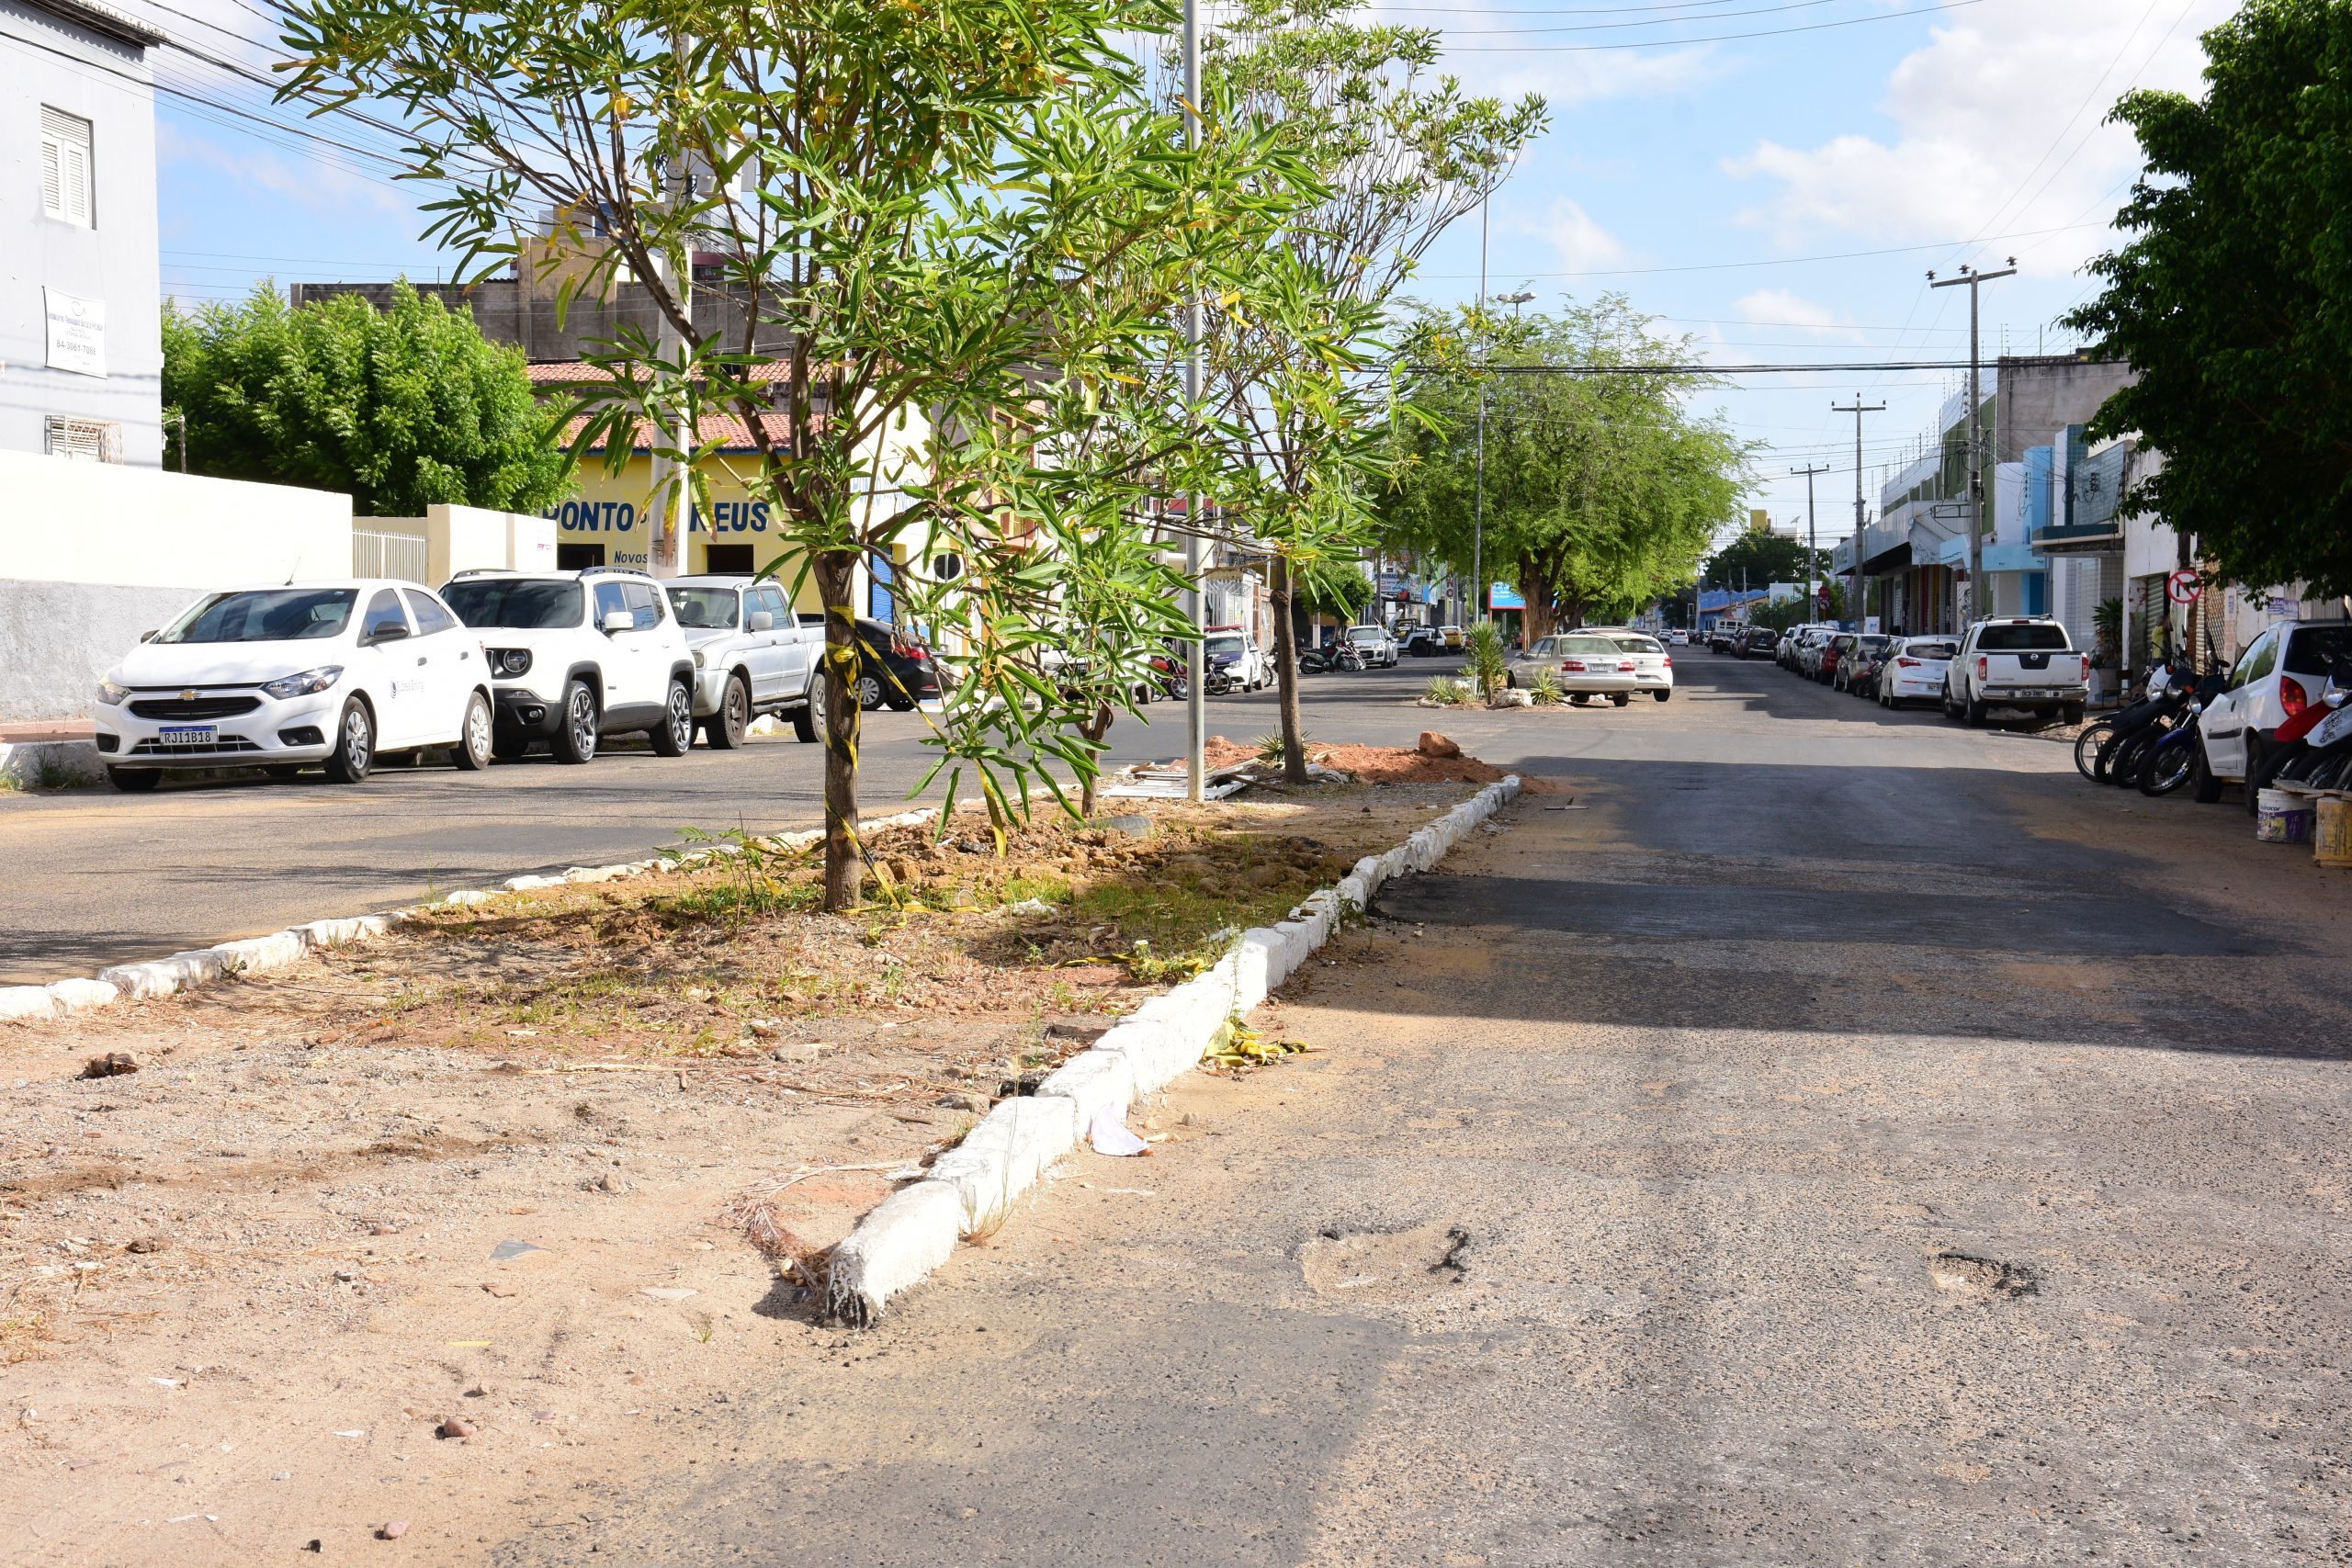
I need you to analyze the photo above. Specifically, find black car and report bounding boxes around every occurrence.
[848,616,942,710]
[1740,626,1780,659]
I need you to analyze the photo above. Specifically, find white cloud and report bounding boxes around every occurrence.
[1723,0,2241,276]
[158,119,405,217]
[1360,3,1727,107]
[1729,288,1865,340]
[1519,197,1627,275]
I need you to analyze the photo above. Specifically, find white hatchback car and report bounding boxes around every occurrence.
[440,568,696,763]
[94,580,493,791]
[1875,636,1958,709]
[1585,628,1675,700]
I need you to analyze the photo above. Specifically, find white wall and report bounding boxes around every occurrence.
[369,503,557,584]
[0,446,353,587]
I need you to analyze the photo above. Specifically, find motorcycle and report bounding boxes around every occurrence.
[1334,643,1366,672]
[2134,672,2225,795]
[2270,655,2352,792]
[2088,656,2198,784]
[1298,645,1338,674]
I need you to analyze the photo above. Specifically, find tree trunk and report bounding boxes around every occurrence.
[1270,555,1306,784]
[1520,556,1555,645]
[1079,699,1114,817]
[817,548,863,911]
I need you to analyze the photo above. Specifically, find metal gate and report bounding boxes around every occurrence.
[352,529,429,583]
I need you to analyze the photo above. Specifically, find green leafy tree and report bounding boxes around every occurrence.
[2066,0,2352,598]
[281,0,1319,907]
[161,281,573,515]
[1193,0,1546,781]
[1384,296,1750,640]
[1703,528,1820,592]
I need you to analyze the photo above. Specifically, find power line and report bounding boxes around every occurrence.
[1414,220,2103,278]
[1439,0,1983,51]
[1441,0,1855,38]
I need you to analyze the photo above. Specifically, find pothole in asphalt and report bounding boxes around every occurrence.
[1928,1250,2039,1301]
[1302,1222,1469,1297]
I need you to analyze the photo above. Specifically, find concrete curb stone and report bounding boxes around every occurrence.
[823,773,1523,1325]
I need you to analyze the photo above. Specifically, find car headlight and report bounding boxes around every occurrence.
[486,649,532,678]
[96,677,130,705]
[261,665,344,701]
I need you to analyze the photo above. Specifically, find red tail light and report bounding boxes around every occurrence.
[1895,657,1919,668]
[2281,677,2308,717]
[1977,656,1990,680]
[1617,660,1636,671]
[1561,660,1586,672]
[2079,653,2091,681]
[1662,655,1673,667]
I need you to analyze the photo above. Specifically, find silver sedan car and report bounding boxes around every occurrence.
[1508,632,1643,705]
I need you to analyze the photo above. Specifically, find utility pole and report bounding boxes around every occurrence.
[1831,398,1882,627]
[1472,187,1488,629]
[1928,260,2015,626]
[1792,464,1828,622]
[647,49,695,581]
[1182,0,1204,802]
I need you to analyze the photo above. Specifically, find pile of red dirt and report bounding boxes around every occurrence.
[1189,736,1510,787]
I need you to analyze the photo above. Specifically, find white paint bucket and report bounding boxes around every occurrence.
[2256,788,2316,844]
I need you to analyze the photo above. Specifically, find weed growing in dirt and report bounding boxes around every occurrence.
[1424,676,1470,706]
[1528,669,1565,705]
[660,827,811,926]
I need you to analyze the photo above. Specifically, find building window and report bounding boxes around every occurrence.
[44,416,119,463]
[40,107,94,228]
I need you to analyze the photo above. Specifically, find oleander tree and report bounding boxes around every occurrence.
[279,0,1320,907]
[161,281,572,516]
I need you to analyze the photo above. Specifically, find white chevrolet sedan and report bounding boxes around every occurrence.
[92,580,494,791]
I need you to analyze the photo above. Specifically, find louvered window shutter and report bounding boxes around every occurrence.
[40,107,93,226]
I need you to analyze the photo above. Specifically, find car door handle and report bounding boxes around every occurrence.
[416,655,429,665]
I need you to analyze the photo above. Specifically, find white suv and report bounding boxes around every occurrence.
[664,575,827,747]
[93,580,494,790]
[439,569,695,763]
[1343,624,1401,667]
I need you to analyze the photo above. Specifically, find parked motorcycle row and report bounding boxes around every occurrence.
[2074,649,2352,807]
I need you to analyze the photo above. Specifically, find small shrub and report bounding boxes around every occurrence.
[1424,676,1470,706]
[1528,669,1564,705]
[1253,730,1309,764]
[1461,622,1510,699]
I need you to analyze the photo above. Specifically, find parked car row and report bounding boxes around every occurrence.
[93,568,946,791]
[1720,617,2088,727]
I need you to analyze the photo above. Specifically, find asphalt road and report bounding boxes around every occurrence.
[481,647,2351,1567]
[0,671,1424,983]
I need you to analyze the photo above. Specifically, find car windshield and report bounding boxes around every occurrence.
[1560,636,1620,656]
[155,589,356,644]
[2285,626,2352,677]
[1977,623,2070,651]
[1344,627,1382,643]
[666,587,740,630]
[1904,641,1956,660]
[1857,636,1891,651]
[1611,636,1664,654]
[1204,634,1245,657]
[442,579,583,630]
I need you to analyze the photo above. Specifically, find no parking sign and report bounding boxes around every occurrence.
[2165,569,2202,604]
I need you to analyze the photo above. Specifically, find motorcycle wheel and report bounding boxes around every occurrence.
[2141,736,2198,796]
[2074,719,2119,783]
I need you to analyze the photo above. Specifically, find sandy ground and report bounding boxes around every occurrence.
[0,776,1476,1564]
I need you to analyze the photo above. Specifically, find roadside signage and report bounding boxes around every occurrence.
[2165,569,2202,604]
[1488,581,1524,611]
[44,288,105,378]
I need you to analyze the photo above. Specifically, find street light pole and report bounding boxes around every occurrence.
[1928,261,2015,626]
[1182,0,1204,803]
[1472,189,1488,629]
[1831,397,1882,626]
[1792,463,1828,621]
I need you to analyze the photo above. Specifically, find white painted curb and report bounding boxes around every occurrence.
[823,773,1522,1325]
[0,807,944,1024]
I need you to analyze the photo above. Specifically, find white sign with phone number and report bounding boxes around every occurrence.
[44,288,106,378]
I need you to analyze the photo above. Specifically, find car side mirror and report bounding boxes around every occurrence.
[748,611,775,632]
[366,623,411,646]
[139,629,157,643]
[602,610,633,634]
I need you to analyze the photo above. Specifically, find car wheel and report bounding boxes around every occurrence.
[552,681,599,764]
[451,691,493,771]
[1653,690,1670,702]
[322,698,375,784]
[2192,742,2224,803]
[855,672,886,711]
[1611,693,1631,707]
[1964,697,1987,728]
[650,680,695,757]
[107,767,161,793]
[793,673,827,744]
[265,763,305,781]
[707,674,751,750]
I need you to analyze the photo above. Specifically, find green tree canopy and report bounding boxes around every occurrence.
[1703,527,1819,592]
[162,281,573,516]
[2066,0,2352,598]
[1382,295,1750,639]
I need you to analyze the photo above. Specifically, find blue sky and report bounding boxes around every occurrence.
[130,0,2238,552]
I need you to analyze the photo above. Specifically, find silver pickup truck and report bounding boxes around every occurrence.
[663,575,826,747]
[1943,617,2089,727]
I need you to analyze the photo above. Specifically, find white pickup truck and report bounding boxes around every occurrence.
[664,575,827,747]
[1942,617,2089,727]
